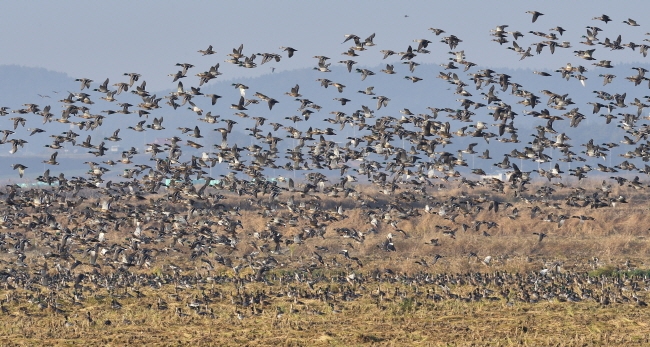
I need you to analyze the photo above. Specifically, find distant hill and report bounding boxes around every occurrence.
[0,65,78,106]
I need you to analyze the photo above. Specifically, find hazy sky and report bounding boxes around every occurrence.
[2,1,649,91]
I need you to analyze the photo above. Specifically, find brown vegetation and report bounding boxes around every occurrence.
[2,178,650,345]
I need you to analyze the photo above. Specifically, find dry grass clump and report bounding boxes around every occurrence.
[1,277,650,346]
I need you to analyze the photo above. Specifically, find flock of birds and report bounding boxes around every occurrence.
[1,10,650,322]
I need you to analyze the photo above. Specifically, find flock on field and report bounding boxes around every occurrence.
[0,10,650,320]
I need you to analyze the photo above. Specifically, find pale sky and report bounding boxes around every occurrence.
[2,1,649,91]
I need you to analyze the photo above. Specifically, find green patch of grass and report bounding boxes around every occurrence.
[588,266,650,278]
[620,269,650,277]
[588,265,618,277]
[398,297,415,313]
